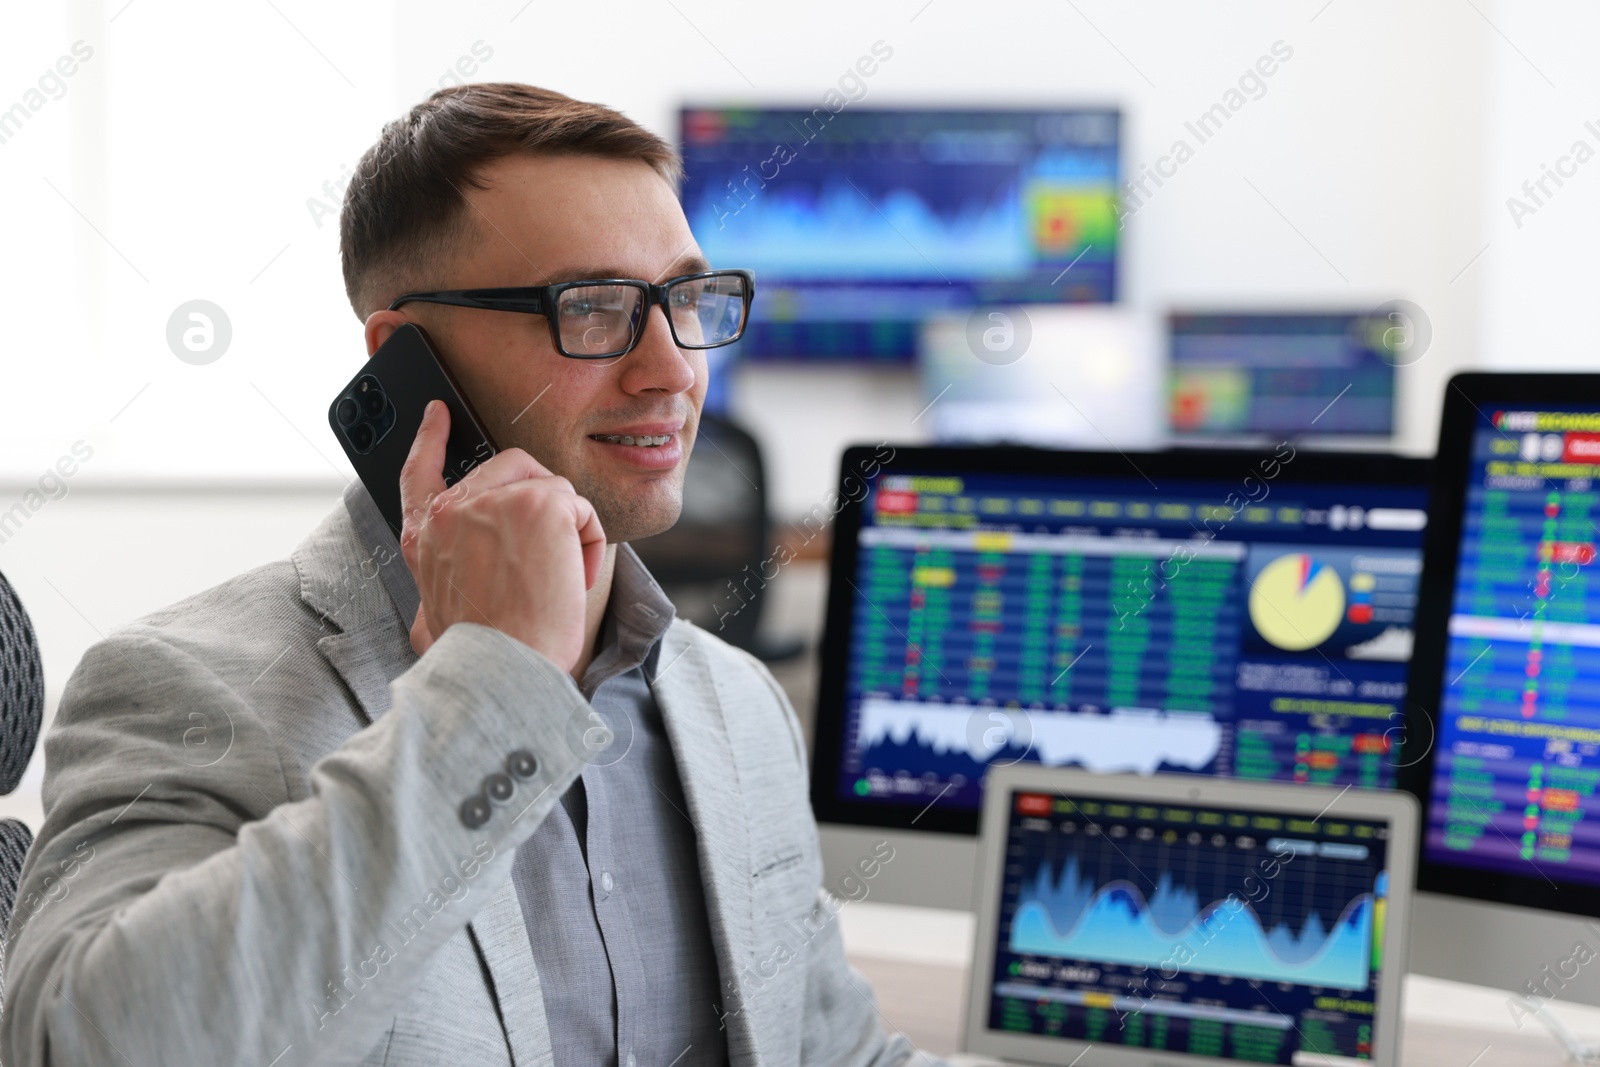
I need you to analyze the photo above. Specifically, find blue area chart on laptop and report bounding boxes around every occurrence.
[1008,858,1372,989]
[989,792,1391,1061]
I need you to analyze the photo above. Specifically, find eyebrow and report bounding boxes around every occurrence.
[544,253,712,285]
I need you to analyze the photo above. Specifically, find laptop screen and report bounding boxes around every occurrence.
[986,789,1392,1065]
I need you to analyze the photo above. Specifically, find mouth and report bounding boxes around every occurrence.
[585,424,685,471]
[587,433,674,447]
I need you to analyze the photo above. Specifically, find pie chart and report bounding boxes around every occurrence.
[1249,553,1345,651]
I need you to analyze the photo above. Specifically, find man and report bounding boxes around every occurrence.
[1,83,932,1067]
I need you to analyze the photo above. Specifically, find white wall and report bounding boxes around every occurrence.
[381,0,1496,514]
[5,0,1502,507]
[0,0,1586,830]
[1478,2,1600,371]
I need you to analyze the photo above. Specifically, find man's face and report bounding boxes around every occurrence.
[376,153,708,544]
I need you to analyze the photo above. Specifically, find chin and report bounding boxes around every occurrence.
[598,488,684,545]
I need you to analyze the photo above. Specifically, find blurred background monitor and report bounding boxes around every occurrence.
[1167,311,1401,440]
[680,106,1121,363]
[917,306,1162,449]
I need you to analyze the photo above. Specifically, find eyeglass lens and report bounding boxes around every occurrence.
[553,274,748,356]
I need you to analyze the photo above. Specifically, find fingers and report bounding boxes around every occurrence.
[398,400,450,541]
[449,478,607,588]
[409,603,435,656]
[573,494,607,589]
[452,445,562,495]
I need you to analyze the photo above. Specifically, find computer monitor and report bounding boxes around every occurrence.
[917,306,1164,450]
[679,107,1120,362]
[1402,373,1600,1004]
[812,444,1432,875]
[1167,312,1401,439]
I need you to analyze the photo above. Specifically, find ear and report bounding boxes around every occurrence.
[363,309,412,357]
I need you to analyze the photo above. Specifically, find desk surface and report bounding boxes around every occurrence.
[840,896,1600,1067]
[849,954,1592,1065]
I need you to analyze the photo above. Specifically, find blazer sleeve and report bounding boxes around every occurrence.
[0,621,595,1067]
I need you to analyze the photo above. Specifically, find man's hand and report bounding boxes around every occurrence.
[398,400,606,668]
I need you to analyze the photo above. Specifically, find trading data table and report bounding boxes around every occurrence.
[839,469,1427,812]
[1430,410,1600,884]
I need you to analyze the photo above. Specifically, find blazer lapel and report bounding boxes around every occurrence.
[316,613,416,726]
[650,621,763,1063]
[295,491,419,728]
[467,879,557,1067]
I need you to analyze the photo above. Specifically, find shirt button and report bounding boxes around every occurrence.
[600,870,614,892]
[626,1053,636,1067]
[483,772,515,803]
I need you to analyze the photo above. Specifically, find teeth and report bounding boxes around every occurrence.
[592,433,671,446]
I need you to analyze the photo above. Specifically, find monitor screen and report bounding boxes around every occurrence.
[680,107,1120,362]
[811,448,1432,834]
[987,788,1393,1062]
[917,306,1163,450]
[1168,313,1399,438]
[1419,403,1600,889]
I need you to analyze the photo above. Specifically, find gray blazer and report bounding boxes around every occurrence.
[0,500,928,1067]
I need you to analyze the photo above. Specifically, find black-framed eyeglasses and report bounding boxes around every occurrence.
[388,268,755,360]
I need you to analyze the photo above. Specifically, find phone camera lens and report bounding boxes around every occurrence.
[361,389,387,419]
[336,398,359,426]
[351,423,375,452]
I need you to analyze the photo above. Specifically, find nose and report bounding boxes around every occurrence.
[617,304,698,397]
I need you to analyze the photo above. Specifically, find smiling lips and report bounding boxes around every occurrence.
[588,433,672,447]
[585,425,685,470]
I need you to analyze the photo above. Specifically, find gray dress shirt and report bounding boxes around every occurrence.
[346,484,728,1067]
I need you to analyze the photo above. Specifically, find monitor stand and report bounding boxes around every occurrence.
[819,824,979,911]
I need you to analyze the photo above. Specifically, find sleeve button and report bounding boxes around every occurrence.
[484,772,515,803]
[506,750,539,780]
[460,793,492,829]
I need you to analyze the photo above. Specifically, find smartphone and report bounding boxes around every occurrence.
[328,323,497,536]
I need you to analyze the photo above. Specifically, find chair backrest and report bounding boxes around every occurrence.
[0,569,44,1006]
[0,571,43,796]
[630,412,771,651]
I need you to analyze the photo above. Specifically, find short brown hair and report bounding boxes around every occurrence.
[339,82,682,321]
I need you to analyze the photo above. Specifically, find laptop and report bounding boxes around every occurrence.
[958,764,1418,1066]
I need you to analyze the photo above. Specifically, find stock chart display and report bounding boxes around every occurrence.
[1168,314,1399,438]
[1428,407,1600,885]
[989,791,1392,1061]
[679,108,1120,361]
[838,467,1429,811]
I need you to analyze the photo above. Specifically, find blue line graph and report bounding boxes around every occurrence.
[689,181,1032,280]
[1008,857,1373,989]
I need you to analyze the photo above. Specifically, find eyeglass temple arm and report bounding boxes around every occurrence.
[392,291,548,314]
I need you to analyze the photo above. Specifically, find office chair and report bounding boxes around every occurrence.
[0,569,43,1003]
[631,411,804,662]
